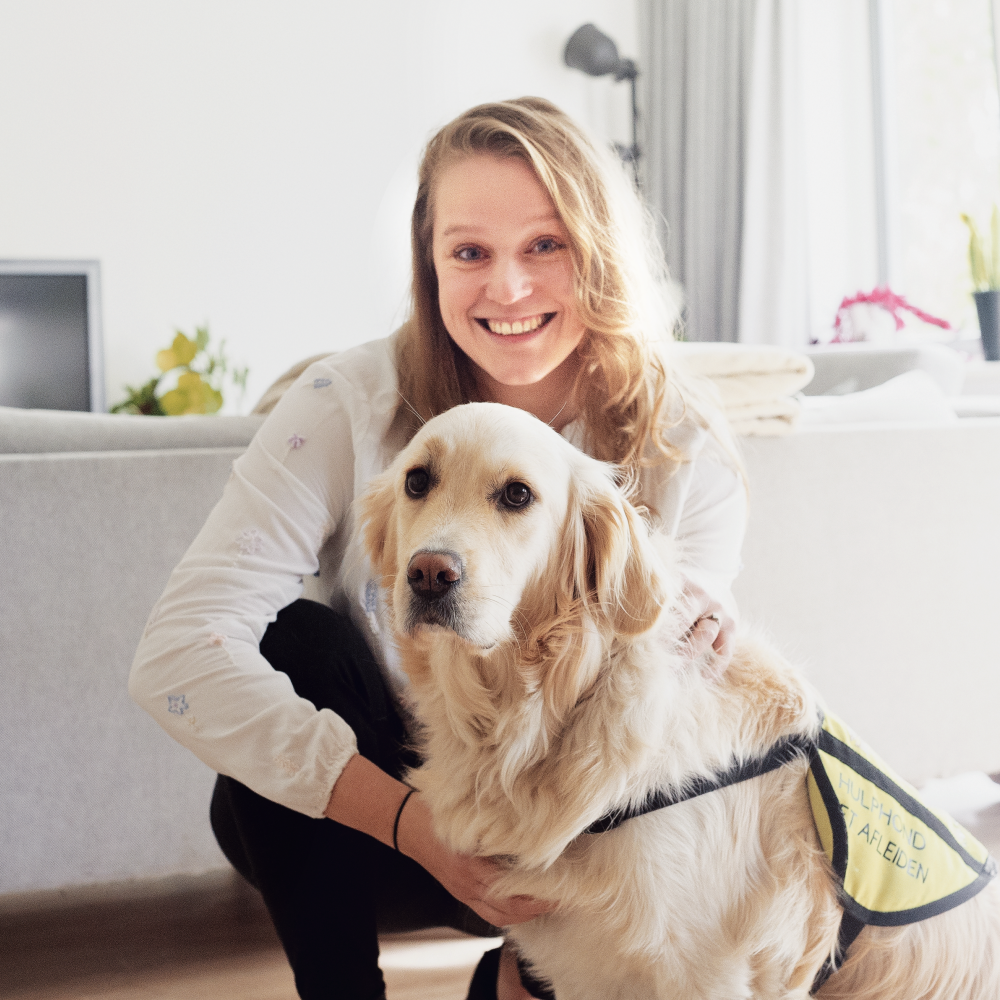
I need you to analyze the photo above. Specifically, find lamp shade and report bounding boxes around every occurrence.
[564,23,621,77]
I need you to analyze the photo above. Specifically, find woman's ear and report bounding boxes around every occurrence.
[570,463,667,637]
[358,470,399,584]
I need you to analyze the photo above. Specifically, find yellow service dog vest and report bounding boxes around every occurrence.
[807,711,997,926]
[587,710,997,994]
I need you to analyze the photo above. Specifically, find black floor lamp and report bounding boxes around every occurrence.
[563,23,641,188]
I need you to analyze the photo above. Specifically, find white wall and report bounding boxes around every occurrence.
[0,1,638,411]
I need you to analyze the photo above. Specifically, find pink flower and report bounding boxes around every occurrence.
[288,434,306,449]
[827,286,951,344]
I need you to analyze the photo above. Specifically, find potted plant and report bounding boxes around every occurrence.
[961,209,1000,361]
[111,326,248,415]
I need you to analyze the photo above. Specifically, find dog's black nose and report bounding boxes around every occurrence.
[407,550,462,597]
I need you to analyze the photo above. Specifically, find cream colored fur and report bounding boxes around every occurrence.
[359,402,1000,1000]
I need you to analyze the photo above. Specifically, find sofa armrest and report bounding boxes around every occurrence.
[1,447,244,894]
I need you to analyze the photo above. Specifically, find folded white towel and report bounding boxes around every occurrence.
[726,396,802,437]
[673,342,816,436]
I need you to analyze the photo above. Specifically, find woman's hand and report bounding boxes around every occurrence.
[324,754,554,927]
[678,577,735,670]
[396,791,554,927]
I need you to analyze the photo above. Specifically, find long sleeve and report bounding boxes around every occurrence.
[128,343,398,817]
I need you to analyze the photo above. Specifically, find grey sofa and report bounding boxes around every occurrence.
[3,406,999,898]
[1,409,264,897]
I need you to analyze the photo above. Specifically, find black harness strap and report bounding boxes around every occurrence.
[517,955,557,1000]
[810,913,865,995]
[585,732,816,834]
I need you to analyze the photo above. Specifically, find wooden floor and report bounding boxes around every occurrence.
[0,870,500,1000]
[4,797,999,1000]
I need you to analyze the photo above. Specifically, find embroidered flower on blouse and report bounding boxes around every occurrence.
[168,694,189,716]
[364,579,379,615]
[312,377,332,389]
[275,754,299,777]
[207,632,226,647]
[362,579,381,634]
[236,527,264,556]
[288,434,306,449]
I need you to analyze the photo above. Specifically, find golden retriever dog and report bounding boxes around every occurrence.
[360,402,1000,999]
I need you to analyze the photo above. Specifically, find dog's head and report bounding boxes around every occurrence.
[360,403,669,669]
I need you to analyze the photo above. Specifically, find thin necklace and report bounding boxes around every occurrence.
[396,389,426,426]
[547,393,573,428]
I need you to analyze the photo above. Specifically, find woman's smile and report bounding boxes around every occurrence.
[475,312,555,336]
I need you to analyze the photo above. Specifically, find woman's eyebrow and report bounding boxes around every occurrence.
[439,213,561,239]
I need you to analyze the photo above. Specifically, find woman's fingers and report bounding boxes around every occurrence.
[678,577,736,672]
[712,616,735,660]
[487,893,555,925]
[397,795,554,926]
[455,858,554,925]
[685,615,720,657]
[450,881,552,926]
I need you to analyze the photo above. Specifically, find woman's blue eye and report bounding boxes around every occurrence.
[534,237,561,253]
[456,246,485,262]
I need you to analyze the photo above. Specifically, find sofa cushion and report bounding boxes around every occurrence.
[0,407,265,454]
[804,343,965,396]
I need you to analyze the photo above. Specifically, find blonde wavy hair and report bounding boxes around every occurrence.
[396,96,728,474]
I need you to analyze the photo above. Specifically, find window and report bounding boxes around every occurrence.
[888,0,1000,336]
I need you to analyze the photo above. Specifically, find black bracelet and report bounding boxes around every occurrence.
[393,788,416,852]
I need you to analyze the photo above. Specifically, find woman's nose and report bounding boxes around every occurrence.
[486,257,532,304]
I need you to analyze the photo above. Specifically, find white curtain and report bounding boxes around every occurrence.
[737,0,809,347]
[640,0,877,346]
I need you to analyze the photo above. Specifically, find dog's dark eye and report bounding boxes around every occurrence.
[405,468,431,498]
[501,481,532,509]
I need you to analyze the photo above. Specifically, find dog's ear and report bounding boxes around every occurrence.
[358,469,398,583]
[567,462,667,637]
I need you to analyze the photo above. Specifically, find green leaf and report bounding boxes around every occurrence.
[110,377,164,415]
[194,326,210,353]
[962,214,990,291]
[991,206,1000,289]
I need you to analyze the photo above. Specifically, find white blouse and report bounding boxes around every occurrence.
[129,337,747,818]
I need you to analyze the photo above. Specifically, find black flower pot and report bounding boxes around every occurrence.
[974,289,1000,361]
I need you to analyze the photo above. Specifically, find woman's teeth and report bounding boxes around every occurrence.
[485,314,549,335]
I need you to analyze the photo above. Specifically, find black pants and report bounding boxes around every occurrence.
[209,599,496,1000]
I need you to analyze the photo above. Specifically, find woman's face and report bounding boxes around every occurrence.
[431,154,587,393]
